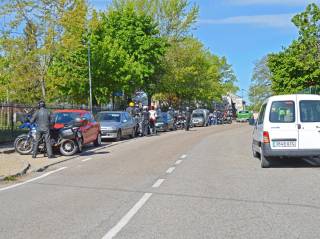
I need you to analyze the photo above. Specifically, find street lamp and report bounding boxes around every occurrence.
[86,35,93,113]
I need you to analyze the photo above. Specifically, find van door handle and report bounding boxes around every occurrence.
[297,124,301,129]
[316,126,320,129]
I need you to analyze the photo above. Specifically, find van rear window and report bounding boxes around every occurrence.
[300,100,320,122]
[269,101,295,123]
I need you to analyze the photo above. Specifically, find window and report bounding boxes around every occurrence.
[300,100,320,122]
[97,113,121,122]
[269,101,295,123]
[257,104,267,125]
[54,112,81,124]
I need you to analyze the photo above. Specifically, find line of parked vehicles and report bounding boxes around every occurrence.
[14,107,233,157]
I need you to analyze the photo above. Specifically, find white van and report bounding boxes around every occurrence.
[252,94,320,168]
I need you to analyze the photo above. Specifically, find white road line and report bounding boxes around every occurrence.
[102,193,153,239]
[82,157,92,162]
[166,167,176,174]
[175,160,183,165]
[152,179,165,188]
[0,167,67,192]
[180,154,187,159]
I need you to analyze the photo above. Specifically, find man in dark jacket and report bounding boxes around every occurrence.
[30,100,54,158]
[185,107,191,131]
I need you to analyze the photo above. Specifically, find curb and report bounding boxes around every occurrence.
[0,148,15,154]
[0,161,31,181]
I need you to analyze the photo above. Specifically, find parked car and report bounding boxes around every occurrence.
[97,111,136,141]
[252,94,320,168]
[236,110,253,122]
[192,109,209,127]
[155,112,176,132]
[53,109,102,147]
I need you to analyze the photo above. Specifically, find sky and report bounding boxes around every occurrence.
[88,0,319,100]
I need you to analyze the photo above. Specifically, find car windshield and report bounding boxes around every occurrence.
[239,111,249,114]
[54,112,81,124]
[192,113,204,118]
[300,100,320,122]
[97,113,121,122]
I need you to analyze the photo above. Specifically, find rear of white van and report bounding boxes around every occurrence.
[261,94,320,158]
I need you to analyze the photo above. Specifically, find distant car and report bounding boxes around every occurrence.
[97,111,136,141]
[192,109,209,127]
[53,109,102,147]
[236,110,253,122]
[156,112,176,132]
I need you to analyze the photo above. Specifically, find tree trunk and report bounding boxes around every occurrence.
[147,94,152,108]
[40,74,46,100]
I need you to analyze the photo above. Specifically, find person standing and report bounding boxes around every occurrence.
[185,107,191,131]
[30,101,54,159]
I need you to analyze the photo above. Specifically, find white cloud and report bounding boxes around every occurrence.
[199,13,296,28]
[227,0,319,6]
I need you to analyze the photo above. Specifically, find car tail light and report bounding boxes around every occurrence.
[263,131,270,144]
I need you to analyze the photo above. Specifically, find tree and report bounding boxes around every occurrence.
[268,3,320,94]
[111,0,199,39]
[249,56,272,111]
[89,6,167,104]
[0,0,89,102]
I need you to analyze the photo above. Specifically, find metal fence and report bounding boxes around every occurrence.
[0,103,111,143]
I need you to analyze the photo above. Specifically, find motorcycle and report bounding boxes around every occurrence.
[55,121,83,156]
[15,117,83,156]
[14,117,37,155]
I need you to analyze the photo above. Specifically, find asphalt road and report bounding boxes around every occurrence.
[1,123,320,239]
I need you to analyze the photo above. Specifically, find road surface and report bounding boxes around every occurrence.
[1,124,320,239]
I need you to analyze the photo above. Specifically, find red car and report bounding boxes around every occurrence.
[52,110,102,149]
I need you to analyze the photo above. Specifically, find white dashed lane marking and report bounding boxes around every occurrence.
[82,158,92,162]
[175,160,183,165]
[180,154,187,159]
[101,193,153,239]
[166,167,176,174]
[152,179,165,188]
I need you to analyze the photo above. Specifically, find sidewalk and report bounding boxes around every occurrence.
[0,143,110,181]
[0,142,15,154]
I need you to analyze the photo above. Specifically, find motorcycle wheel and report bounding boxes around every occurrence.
[14,135,33,155]
[59,140,78,156]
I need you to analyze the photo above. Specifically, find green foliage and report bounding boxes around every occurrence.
[249,56,272,111]
[111,0,199,39]
[268,3,320,94]
[0,0,238,107]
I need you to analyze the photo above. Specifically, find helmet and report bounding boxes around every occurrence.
[129,102,135,107]
[186,106,190,111]
[143,106,148,111]
[38,100,46,108]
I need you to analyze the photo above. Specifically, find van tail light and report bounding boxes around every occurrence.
[263,131,270,144]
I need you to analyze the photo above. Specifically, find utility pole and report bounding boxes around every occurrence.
[87,38,93,113]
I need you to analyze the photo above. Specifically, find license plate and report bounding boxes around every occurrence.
[272,141,296,148]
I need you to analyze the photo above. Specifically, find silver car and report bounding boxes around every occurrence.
[97,111,136,141]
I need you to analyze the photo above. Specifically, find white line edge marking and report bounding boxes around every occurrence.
[180,154,187,159]
[102,193,153,239]
[166,167,175,174]
[175,160,183,165]
[0,167,67,192]
[82,157,92,162]
[152,179,165,188]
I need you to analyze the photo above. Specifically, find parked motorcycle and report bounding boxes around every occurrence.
[15,117,83,156]
[14,117,37,155]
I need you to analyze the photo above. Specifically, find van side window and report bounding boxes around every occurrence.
[300,100,320,122]
[257,104,267,125]
[269,101,295,123]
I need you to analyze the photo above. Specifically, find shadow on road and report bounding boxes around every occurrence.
[267,157,320,168]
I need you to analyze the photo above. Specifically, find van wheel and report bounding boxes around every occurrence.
[261,151,271,168]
